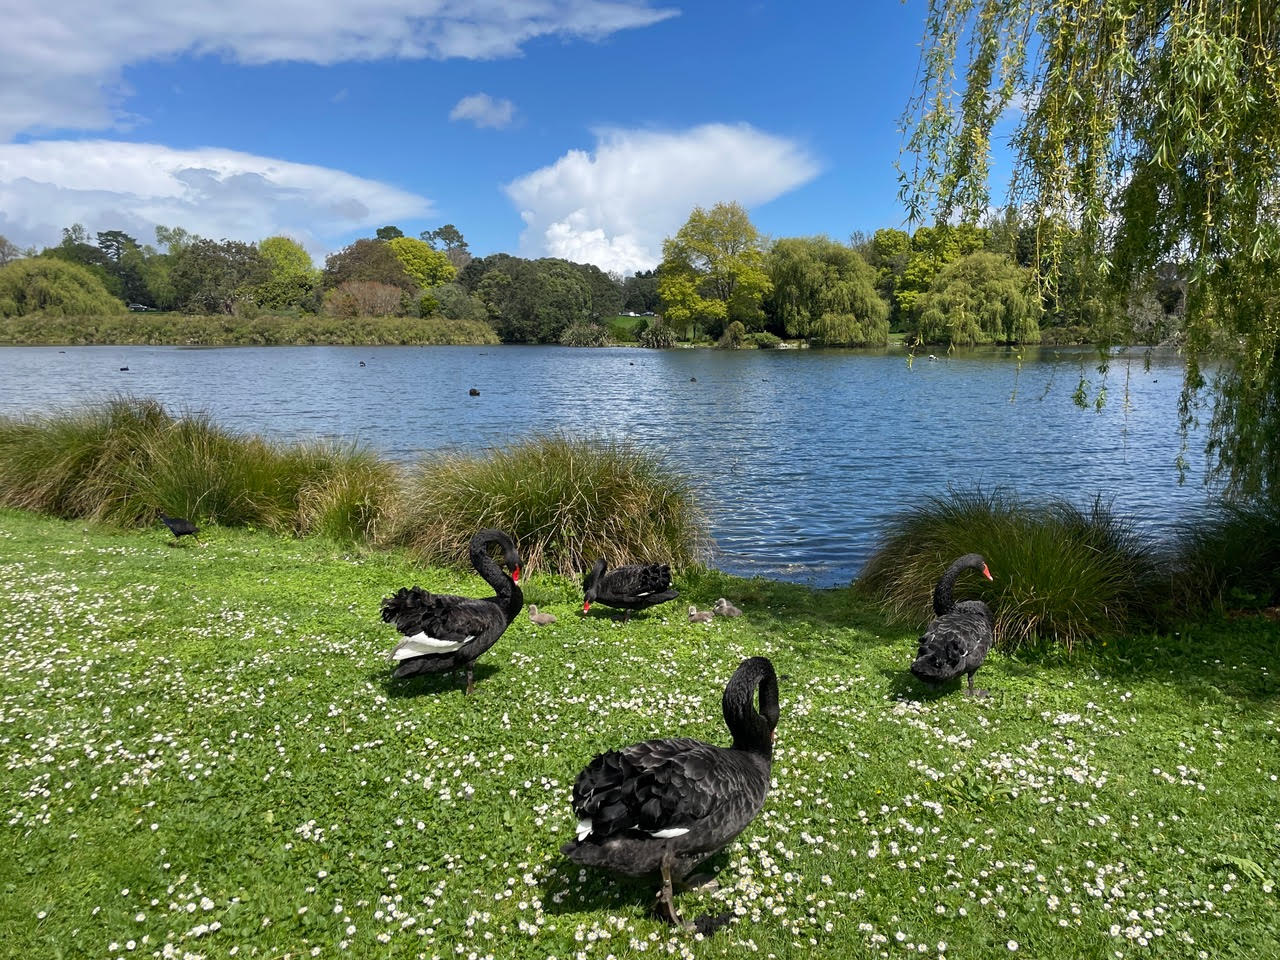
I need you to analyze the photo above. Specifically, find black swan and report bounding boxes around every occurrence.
[581,559,679,619]
[910,553,995,697]
[157,513,199,542]
[381,529,522,694]
[562,656,779,927]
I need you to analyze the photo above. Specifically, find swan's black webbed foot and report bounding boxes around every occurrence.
[963,686,989,698]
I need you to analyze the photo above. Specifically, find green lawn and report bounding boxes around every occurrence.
[1,509,1276,958]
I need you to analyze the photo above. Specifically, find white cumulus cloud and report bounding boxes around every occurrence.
[504,123,820,274]
[0,1,679,138]
[0,141,431,256]
[449,93,516,129]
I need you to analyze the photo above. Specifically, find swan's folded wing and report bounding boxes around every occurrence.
[570,737,736,840]
[604,563,673,598]
[382,589,503,657]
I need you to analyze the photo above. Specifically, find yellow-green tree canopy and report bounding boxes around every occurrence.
[0,257,127,317]
[903,0,1280,494]
[257,236,319,310]
[917,251,1040,346]
[387,236,456,290]
[658,202,771,338]
[767,236,890,345]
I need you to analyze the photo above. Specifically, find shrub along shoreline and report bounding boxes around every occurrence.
[0,396,1276,651]
[0,311,500,346]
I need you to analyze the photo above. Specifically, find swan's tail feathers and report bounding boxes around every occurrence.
[381,586,436,631]
[910,633,967,684]
[389,633,469,662]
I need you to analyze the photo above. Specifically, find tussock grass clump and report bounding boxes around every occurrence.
[1169,498,1280,612]
[0,396,397,540]
[388,434,709,575]
[857,487,1160,651]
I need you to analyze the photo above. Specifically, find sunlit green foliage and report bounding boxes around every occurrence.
[0,257,126,317]
[767,236,889,345]
[903,0,1280,495]
[255,235,319,311]
[916,251,1040,345]
[659,202,771,339]
[387,235,456,289]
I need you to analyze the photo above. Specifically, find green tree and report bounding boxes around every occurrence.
[904,0,1280,494]
[658,202,771,339]
[0,257,127,317]
[0,235,20,267]
[621,269,660,313]
[375,225,404,241]
[323,239,415,291]
[256,236,319,311]
[767,236,890,345]
[916,252,1040,346]
[154,225,194,254]
[170,239,267,314]
[387,236,456,289]
[421,224,471,271]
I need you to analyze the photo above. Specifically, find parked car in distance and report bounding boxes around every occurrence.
[127,303,151,311]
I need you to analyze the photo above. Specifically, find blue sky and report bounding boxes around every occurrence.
[0,1,1004,273]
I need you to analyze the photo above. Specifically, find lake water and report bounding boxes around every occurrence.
[0,344,1215,585]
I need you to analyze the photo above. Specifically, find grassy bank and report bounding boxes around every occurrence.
[1,509,1276,958]
[0,312,500,346]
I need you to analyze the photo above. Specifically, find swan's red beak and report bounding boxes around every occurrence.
[511,566,521,584]
[582,600,591,612]
[982,564,993,581]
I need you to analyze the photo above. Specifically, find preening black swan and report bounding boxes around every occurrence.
[157,513,199,542]
[562,656,779,927]
[581,559,679,620]
[381,529,522,694]
[910,553,995,697]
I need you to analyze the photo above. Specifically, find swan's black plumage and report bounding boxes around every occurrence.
[581,559,679,619]
[911,553,995,696]
[157,513,198,541]
[562,657,779,925]
[382,529,522,693]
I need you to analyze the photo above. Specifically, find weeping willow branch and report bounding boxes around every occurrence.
[900,0,1280,496]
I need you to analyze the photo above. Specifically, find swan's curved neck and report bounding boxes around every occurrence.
[724,657,779,759]
[933,555,984,616]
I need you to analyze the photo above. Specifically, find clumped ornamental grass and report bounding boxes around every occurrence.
[0,396,398,542]
[1170,497,1280,612]
[389,433,709,575]
[858,487,1161,651]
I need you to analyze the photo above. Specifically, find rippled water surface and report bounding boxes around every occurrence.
[0,344,1212,584]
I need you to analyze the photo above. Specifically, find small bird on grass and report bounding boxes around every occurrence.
[157,512,199,544]
[713,598,743,617]
[528,604,557,626]
[688,605,714,623]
